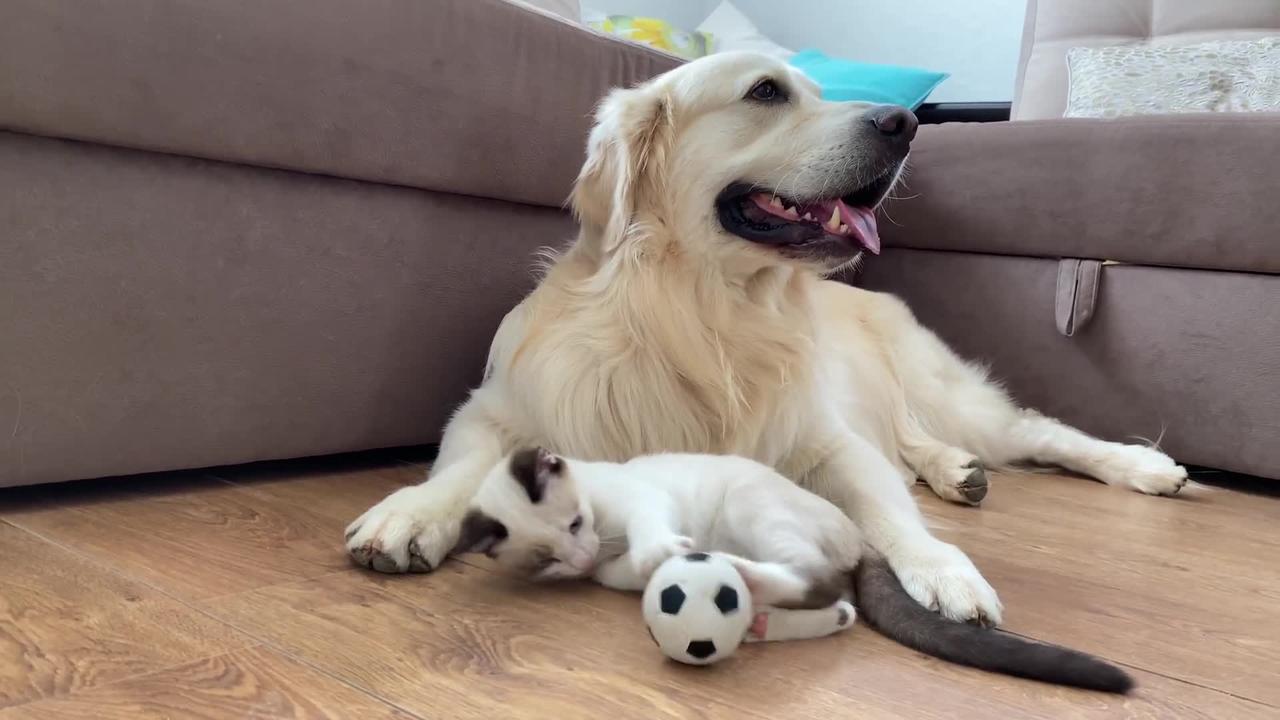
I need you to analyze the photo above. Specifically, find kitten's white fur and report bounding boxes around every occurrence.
[461,449,860,610]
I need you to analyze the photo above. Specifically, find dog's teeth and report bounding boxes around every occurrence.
[802,212,814,221]
[827,206,841,230]
[769,196,783,208]
[839,223,849,234]
[785,206,799,217]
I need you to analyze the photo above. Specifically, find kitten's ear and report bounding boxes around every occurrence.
[451,510,508,556]
[508,446,564,503]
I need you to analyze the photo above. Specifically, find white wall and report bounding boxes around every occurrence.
[584,0,717,30]
[581,0,1027,102]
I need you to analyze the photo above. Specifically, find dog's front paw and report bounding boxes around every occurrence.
[893,542,1003,626]
[1095,445,1188,496]
[345,484,462,573]
[630,534,696,577]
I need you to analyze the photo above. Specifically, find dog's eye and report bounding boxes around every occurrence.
[747,79,784,103]
[569,515,583,534]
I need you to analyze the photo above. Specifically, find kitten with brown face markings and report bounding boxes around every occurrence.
[452,447,1135,694]
[453,447,862,610]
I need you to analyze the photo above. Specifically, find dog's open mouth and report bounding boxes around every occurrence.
[715,170,897,255]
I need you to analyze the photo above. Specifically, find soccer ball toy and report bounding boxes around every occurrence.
[641,552,752,665]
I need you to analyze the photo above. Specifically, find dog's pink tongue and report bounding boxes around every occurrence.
[837,202,881,255]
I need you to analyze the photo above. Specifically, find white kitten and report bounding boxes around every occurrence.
[455,447,861,610]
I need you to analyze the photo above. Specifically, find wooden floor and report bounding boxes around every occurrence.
[1,452,1277,719]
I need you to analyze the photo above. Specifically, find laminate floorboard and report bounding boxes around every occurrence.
[1,454,1274,718]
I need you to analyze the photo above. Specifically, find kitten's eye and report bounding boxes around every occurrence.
[569,515,583,535]
[747,79,784,103]
[541,557,560,569]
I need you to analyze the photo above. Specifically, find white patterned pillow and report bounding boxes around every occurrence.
[1065,37,1280,118]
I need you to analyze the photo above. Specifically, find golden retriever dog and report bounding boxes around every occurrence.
[346,52,1188,627]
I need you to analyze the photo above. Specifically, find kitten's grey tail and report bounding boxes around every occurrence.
[853,556,1134,694]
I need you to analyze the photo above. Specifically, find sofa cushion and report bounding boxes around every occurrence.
[1064,37,1280,118]
[0,0,679,210]
[1013,0,1280,120]
[788,50,948,109]
[879,114,1280,275]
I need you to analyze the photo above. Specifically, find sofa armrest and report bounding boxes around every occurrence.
[881,114,1280,275]
[0,0,681,208]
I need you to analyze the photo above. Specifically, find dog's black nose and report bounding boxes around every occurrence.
[868,105,918,142]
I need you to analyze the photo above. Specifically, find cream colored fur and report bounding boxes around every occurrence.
[346,52,1188,624]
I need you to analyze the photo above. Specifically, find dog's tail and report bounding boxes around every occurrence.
[853,556,1134,694]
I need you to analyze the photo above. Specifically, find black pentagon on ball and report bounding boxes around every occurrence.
[713,584,740,614]
[686,639,717,659]
[659,584,687,614]
[684,552,711,562]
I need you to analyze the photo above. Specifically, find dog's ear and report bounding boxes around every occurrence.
[570,85,674,254]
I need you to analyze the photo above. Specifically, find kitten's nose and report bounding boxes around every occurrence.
[570,549,596,573]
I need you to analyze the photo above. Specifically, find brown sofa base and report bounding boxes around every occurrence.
[0,131,572,487]
[7,131,1275,485]
[857,248,1280,480]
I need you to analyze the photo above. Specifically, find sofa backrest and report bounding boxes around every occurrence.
[1011,0,1280,120]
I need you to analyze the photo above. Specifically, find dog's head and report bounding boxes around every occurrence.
[571,51,915,276]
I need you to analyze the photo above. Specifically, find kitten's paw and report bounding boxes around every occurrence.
[631,535,695,577]
[893,541,1003,626]
[594,555,649,592]
[833,599,857,631]
[744,600,857,643]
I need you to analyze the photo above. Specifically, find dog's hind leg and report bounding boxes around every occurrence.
[874,293,1187,497]
[990,411,1188,496]
[907,375,1188,497]
[837,287,1010,503]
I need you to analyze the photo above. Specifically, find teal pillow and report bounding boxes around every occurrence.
[788,49,947,109]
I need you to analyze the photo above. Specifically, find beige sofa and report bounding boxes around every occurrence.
[3,0,1277,487]
[1012,0,1280,120]
[0,0,677,487]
